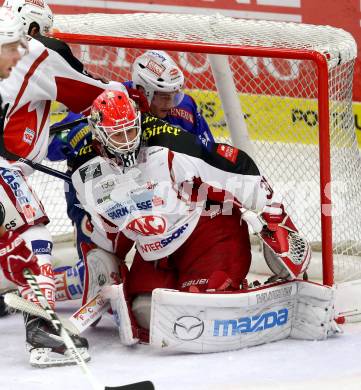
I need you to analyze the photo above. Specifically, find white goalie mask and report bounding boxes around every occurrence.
[0,6,28,54]
[5,0,54,35]
[89,90,142,168]
[132,50,185,106]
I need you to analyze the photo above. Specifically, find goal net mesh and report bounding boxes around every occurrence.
[29,13,360,283]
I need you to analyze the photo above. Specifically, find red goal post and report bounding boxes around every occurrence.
[37,12,359,285]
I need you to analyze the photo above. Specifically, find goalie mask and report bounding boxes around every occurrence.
[132,50,185,107]
[0,7,27,55]
[89,90,142,168]
[5,0,54,35]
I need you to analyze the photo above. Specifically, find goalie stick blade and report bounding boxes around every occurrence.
[105,380,155,390]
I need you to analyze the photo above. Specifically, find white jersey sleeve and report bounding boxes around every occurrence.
[0,38,125,165]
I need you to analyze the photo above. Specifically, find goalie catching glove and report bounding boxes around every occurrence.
[0,230,41,287]
[242,203,311,279]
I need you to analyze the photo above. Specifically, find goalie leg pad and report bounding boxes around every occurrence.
[104,284,139,346]
[291,281,340,340]
[150,282,297,353]
[82,245,121,305]
[149,280,339,353]
[132,293,152,330]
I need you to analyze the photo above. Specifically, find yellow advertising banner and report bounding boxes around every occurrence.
[51,93,361,148]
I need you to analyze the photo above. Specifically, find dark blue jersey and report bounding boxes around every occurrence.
[124,80,214,147]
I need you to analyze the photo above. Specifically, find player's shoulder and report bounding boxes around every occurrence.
[141,113,206,157]
[122,80,133,89]
[71,143,98,171]
[181,94,198,110]
[33,33,84,73]
[141,113,188,144]
[33,33,70,54]
[27,35,48,55]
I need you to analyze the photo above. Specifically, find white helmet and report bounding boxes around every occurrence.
[132,50,185,105]
[0,6,27,51]
[5,0,53,35]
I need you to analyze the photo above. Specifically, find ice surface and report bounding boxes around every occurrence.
[1,300,361,390]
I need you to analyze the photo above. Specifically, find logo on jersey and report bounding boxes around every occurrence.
[146,60,165,76]
[0,168,37,223]
[22,204,36,223]
[107,200,153,219]
[216,144,239,164]
[31,240,53,255]
[39,263,54,279]
[127,216,167,236]
[100,179,115,190]
[79,163,102,183]
[78,145,93,156]
[142,123,181,140]
[22,128,35,145]
[169,108,194,124]
[139,223,189,253]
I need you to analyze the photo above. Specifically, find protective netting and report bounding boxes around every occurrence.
[52,13,356,68]
[30,13,360,282]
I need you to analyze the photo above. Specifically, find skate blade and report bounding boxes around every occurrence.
[29,346,90,368]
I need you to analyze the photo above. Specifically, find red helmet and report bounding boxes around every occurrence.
[89,90,141,162]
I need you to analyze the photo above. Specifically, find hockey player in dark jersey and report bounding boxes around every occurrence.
[69,89,312,347]
[124,49,214,147]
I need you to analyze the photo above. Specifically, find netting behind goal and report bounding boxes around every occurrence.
[31,12,360,284]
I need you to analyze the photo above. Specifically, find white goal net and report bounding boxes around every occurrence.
[30,12,360,284]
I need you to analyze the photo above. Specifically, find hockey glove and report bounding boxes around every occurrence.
[260,204,311,279]
[126,87,150,113]
[0,231,41,287]
[47,112,92,161]
[242,204,311,279]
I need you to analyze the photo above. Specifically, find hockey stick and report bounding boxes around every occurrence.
[0,122,72,183]
[5,291,110,335]
[4,292,80,334]
[23,269,154,390]
[50,117,88,135]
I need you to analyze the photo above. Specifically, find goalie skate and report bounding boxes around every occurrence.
[25,315,90,368]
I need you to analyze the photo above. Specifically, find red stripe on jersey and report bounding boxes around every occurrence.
[54,76,107,113]
[167,149,175,182]
[36,100,51,144]
[8,50,49,118]
[4,50,50,158]
[5,102,38,158]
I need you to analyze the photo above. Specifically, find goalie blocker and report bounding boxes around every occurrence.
[107,280,340,353]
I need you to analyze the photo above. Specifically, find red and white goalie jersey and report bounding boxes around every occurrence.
[71,116,271,261]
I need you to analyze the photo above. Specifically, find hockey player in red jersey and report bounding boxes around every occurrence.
[0,3,126,367]
[69,89,313,346]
